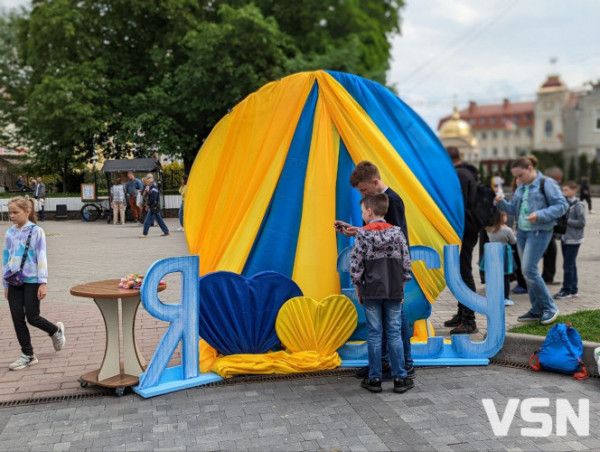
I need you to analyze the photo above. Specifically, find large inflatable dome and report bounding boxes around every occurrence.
[185,70,464,326]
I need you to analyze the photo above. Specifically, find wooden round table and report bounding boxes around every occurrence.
[70,279,166,395]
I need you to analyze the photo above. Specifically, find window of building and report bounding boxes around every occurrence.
[527,128,533,138]
[504,131,509,138]
[480,118,486,125]
[492,131,497,139]
[526,114,532,121]
[515,130,520,137]
[481,131,487,140]
[595,109,600,130]
[491,117,497,124]
[470,118,476,125]
[493,147,498,156]
[481,148,488,157]
[504,147,509,156]
[514,115,520,121]
[545,120,553,138]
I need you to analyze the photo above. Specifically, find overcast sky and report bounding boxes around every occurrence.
[2,0,599,132]
[388,0,600,130]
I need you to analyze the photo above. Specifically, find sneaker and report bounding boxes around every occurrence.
[571,293,579,298]
[9,354,38,370]
[449,323,478,335]
[160,232,170,236]
[554,291,572,300]
[360,377,382,393]
[406,366,416,380]
[546,280,561,286]
[590,210,596,214]
[393,377,415,394]
[443,314,461,328]
[512,285,528,294]
[139,235,147,238]
[176,227,184,232]
[504,299,514,306]
[541,310,559,325]
[52,322,66,351]
[517,311,542,322]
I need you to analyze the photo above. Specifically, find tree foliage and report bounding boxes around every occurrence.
[0,0,404,178]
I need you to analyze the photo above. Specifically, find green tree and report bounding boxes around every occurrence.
[591,157,599,184]
[579,153,589,179]
[1,1,404,175]
[567,156,576,181]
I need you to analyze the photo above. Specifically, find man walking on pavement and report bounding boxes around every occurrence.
[444,147,479,334]
[34,177,46,221]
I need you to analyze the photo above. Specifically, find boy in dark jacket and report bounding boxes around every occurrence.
[349,194,413,394]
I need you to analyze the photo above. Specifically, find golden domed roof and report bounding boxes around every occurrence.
[439,106,473,140]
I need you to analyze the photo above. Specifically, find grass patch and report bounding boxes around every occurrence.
[509,310,600,343]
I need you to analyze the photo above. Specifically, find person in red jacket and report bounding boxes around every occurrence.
[345,194,414,394]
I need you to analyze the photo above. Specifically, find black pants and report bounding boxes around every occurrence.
[580,194,592,212]
[542,237,557,283]
[8,283,57,356]
[457,228,478,324]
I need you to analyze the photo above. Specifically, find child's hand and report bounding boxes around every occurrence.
[37,283,46,301]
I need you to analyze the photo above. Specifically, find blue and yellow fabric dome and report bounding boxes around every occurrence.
[185,70,464,324]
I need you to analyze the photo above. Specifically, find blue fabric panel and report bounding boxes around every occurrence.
[326,71,464,237]
[335,142,356,256]
[403,279,432,325]
[242,83,319,277]
[198,271,303,355]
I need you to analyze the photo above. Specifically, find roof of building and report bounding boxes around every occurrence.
[438,99,535,130]
[101,158,162,173]
[438,107,476,147]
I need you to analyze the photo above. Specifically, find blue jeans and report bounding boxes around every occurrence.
[143,210,169,235]
[363,299,406,380]
[561,243,580,295]
[516,229,558,316]
[381,303,413,372]
[178,201,184,227]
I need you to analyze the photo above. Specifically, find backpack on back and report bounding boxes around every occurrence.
[530,323,588,380]
[472,182,497,228]
[540,177,569,234]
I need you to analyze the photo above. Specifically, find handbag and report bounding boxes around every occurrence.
[150,203,160,214]
[3,228,34,287]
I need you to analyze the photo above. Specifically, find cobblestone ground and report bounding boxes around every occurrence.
[0,366,598,451]
[0,213,598,450]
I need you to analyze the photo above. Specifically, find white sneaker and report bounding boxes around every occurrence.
[176,227,184,232]
[52,322,66,351]
[9,354,38,370]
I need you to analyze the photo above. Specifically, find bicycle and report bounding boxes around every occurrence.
[80,199,111,222]
[80,199,135,223]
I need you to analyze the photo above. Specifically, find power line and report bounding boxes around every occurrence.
[402,0,520,92]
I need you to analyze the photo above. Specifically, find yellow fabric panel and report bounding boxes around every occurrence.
[314,71,460,301]
[211,350,341,379]
[185,72,317,274]
[411,319,435,343]
[199,339,218,373]
[292,97,341,299]
[275,295,357,355]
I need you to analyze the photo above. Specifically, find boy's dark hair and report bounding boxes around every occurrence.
[446,146,460,162]
[360,193,389,217]
[563,180,578,190]
[350,161,380,187]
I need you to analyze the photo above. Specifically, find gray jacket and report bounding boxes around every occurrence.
[561,198,585,244]
[34,182,46,199]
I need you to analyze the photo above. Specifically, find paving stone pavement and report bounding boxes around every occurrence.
[0,365,598,451]
[0,213,598,450]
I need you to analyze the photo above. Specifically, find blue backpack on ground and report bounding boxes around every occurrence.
[530,323,588,380]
